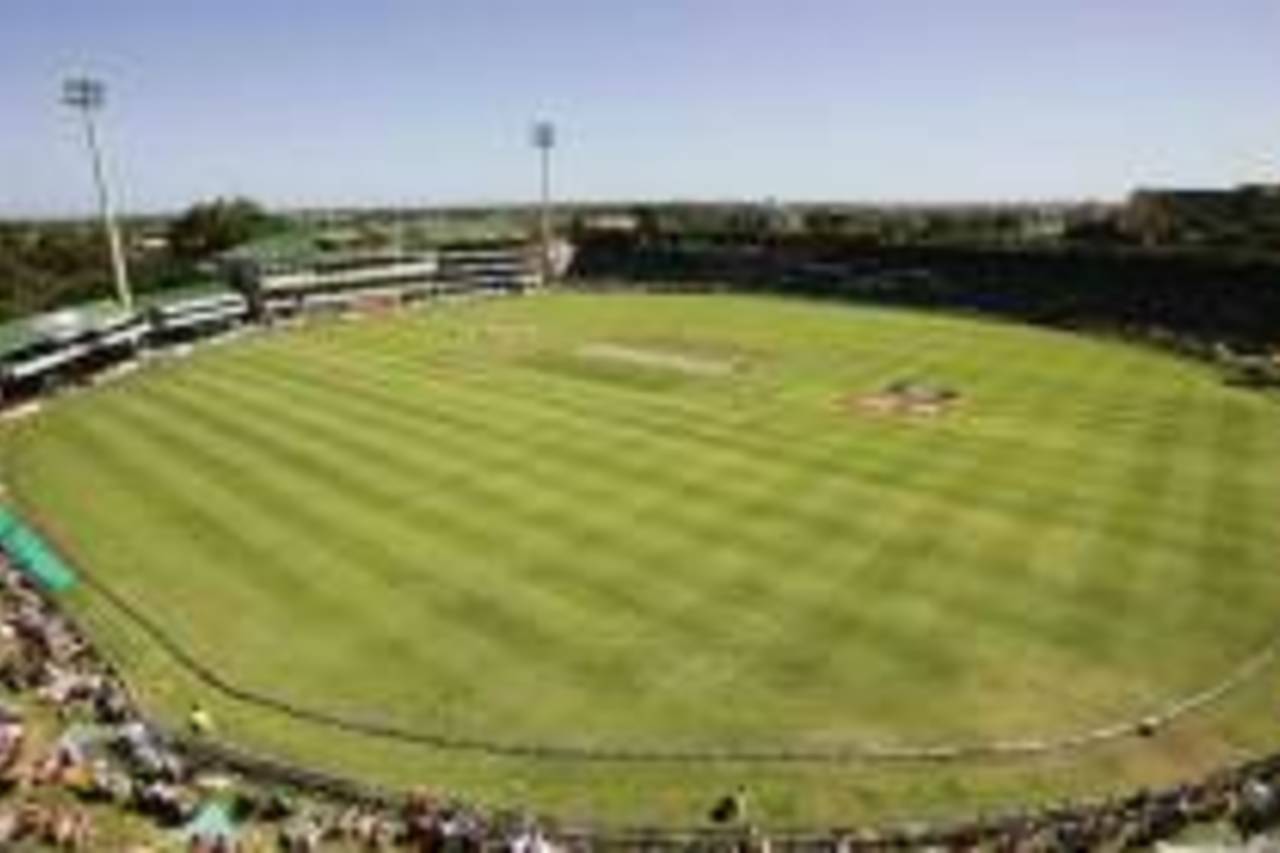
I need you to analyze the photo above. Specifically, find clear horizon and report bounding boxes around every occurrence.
[3,0,1278,217]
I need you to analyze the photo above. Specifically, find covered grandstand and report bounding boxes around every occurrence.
[0,303,148,401]
[221,237,539,318]
[145,286,250,344]
[0,281,258,404]
[0,234,541,404]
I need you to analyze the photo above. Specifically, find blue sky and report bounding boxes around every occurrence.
[2,0,1278,215]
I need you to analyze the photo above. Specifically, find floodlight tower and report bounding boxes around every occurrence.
[62,75,133,311]
[531,119,556,285]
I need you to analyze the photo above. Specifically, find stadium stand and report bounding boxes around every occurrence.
[435,241,540,292]
[224,241,537,319]
[0,240,538,407]
[246,251,440,318]
[145,290,250,346]
[0,305,147,400]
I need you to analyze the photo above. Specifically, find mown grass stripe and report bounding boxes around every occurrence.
[9,291,1280,797]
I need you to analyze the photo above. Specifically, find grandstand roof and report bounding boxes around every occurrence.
[0,281,237,362]
[219,229,330,267]
[135,281,237,310]
[0,301,132,360]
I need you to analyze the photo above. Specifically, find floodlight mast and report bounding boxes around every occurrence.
[62,76,133,312]
[531,120,555,286]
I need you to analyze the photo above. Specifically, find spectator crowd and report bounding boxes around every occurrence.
[0,555,553,851]
[2,548,1280,850]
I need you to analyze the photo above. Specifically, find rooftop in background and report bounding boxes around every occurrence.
[219,212,534,268]
[218,228,334,268]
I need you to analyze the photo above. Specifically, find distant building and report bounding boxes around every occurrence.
[581,213,639,233]
[133,233,169,253]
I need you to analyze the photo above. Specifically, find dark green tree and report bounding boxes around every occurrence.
[166,197,280,261]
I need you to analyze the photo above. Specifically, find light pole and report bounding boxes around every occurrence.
[62,76,133,311]
[531,119,555,286]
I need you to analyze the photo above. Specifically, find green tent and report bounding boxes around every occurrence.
[0,508,77,592]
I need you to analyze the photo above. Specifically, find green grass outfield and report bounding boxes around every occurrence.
[6,291,1280,827]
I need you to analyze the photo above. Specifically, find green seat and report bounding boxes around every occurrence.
[0,508,77,592]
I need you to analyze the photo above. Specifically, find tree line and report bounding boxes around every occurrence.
[569,231,1280,379]
[0,197,280,323]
